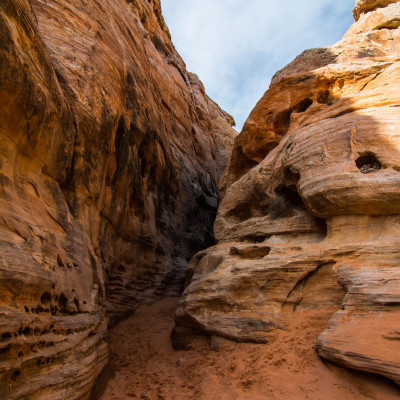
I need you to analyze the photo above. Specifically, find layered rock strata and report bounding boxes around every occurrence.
[0,0,236,398]
[174,0,400,386]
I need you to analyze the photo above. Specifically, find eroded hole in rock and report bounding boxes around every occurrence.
[20,327,31,335]
[283,167,300,185]
[270,179,304,220]
[228,198,271,223]
[356,153,382,174]
[227,183,271,224]
[315,77,342,106]
[1,332,11,340]
[227,202,252,223]
[56,255,64,268]
[270,168,327,237]
[41,292,51,305]
[274,109,293,137]
[11,370,20,381]
[243,235,269,243]
[274,185,304,208]
[58,293,68,312]
[230,246,271,259]
[0,346,10,355]
[316,89,333,104]
[316,218,328,236]
[294,98,313,113]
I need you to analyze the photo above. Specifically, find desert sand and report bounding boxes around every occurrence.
[95,298,400,400]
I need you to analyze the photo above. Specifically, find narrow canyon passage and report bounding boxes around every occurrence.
[93,298,400,400]
[2,0,400,398]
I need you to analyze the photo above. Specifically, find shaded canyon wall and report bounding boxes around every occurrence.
[0,0,236,398]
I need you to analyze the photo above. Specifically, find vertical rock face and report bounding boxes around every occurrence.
[0,0,236,398]
[174,0,400,386]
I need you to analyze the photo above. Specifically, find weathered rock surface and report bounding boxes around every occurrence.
[353,0,400,20]
[174,0,400,387]
[0,0,236,398]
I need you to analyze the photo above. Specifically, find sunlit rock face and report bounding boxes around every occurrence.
[173,0,400,385]
[0,0,236,398]
[353,0,400,20]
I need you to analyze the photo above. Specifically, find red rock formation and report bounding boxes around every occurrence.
[0,0,236,398]
[174,0,400,387]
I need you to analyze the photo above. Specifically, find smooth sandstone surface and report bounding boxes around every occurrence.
[0,0,236,398]
[174,0,400,386]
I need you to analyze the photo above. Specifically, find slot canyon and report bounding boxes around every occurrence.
[1,0,400,399]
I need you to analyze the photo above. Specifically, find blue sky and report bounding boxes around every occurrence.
[162,0,355,131]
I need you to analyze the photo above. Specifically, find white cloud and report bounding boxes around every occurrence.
[162,0,355,131]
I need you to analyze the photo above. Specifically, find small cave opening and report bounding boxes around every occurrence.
[294,98,313,113]
[283,168,300,186]
[230,245,271,259]
[269,168,327,237]
[21,327,31,335]
[11,370,20,381]
[244,235,269,243]
[355,153,382,174]
[315,217,328,236]
[1,332,11,339]
[273,109,293,137]
[57,293,68,313]
[269,168,304,219]
[40,292,51,305]
[226,202,252,223]
[226,196,270,224]
[274,184,304,209]
[316,89,332,104]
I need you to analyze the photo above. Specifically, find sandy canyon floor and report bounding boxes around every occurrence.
[94,298,400,400]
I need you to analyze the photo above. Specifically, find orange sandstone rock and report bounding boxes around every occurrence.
[174,0,400,387]
[0,0,236,398]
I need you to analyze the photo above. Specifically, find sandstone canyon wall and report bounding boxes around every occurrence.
[174,0,400,387]
[0,0,236,398]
